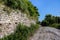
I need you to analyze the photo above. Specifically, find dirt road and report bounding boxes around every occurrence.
[29,27,60,40]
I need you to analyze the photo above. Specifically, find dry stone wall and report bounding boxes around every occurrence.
[0,4,36,38]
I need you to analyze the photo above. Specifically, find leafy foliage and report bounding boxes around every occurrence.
[0,0,40,40]
[50,23,60,29]
[41,14,60,29]
[1,0,39,19]
[41,20,49,26]
[0,23,39,40]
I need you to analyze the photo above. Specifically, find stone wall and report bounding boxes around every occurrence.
[0,4,36,38]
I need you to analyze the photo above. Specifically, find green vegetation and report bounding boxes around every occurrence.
[0,0,39,20]
[41,14,60,29]
[0,0,40,40]
[41,20,49,26]
[50,23,60,29]
[0,23,39,40]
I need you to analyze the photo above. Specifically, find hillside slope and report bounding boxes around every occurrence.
[0,0,40,40]
[0,4,36,38]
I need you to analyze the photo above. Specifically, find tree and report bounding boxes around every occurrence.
[41,20,49,26]
[41,14,60,29]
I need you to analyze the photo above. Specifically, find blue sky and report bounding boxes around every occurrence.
[30,0,60,21]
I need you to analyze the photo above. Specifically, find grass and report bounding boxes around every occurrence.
[0,0,39,20]
[0,23,39,40]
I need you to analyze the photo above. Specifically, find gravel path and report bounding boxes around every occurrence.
[29,27,60,40]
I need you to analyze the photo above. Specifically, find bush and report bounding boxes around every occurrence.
[41,20,49,26]
[50,23,60,29]
[1,0,39,19]
[0,23,39,40]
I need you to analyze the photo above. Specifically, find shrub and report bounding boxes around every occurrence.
[0,23,39,40]
[50,23,60,29]
[1,0,39,19]
[41,20,49,26]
